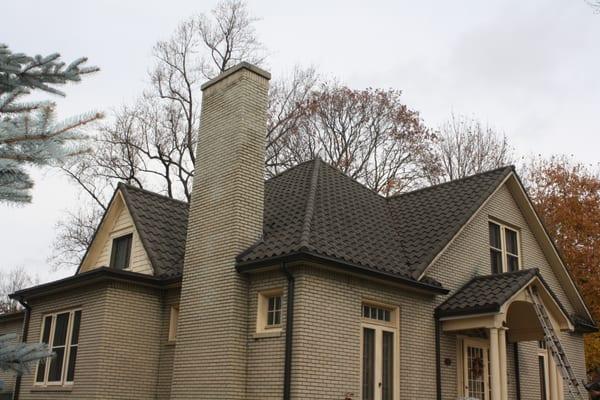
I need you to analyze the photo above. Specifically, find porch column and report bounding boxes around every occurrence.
[499,328,508,400]
[548,354,559,400]
[489,328,502,400]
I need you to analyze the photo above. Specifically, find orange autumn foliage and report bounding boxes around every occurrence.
[525,156,600,371]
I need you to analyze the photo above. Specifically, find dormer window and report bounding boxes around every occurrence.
[110,233,132,270]
[489,221,520,274]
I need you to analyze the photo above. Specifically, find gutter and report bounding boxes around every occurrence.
[435,316,442,400]
[237,251,449,296]
[513,343,521,400]
[282,262,295,400]
[13,300,31,400]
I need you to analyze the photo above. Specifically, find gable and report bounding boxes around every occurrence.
[79,192,153,275]
[426,175,591,320]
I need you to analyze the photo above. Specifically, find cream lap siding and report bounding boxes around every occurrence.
[0,316,24,396]
[427,183,587,400]
[92,204,153,275]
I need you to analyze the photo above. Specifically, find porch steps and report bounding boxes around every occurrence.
[528,286,586,400]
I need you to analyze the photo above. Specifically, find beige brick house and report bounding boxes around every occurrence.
[0,62,596,400]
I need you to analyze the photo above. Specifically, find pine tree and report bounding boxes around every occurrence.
[0,43,102,204]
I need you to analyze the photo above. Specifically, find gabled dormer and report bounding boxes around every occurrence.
[77,183,188,278]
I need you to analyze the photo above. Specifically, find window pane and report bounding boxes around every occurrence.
[48,347,65,382]
[362,328,375,400]
[490,249,503,274]
[363,305,369,318]
[71,311,81,345]
[274,310,281,325]
[110,234,132,270]
[267,311,274,326]
[53,313,69,346]
[507,255,519,272]
[505,229,518,255]
[35,358,47,383]
[41,315,52,344]
[539,355,547,400]
[382,331,394,400]
[66,346,77,382]
[489,222,501,248]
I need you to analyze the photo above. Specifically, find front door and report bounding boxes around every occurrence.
[463,338,490,400]
[362,325,396,400]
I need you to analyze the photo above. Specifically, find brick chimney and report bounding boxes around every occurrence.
[171,63,270,399]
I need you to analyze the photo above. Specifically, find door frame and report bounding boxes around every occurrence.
[359,301,400,400]
[460,336,490,400]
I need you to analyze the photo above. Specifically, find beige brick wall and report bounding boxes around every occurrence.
[290,265,438,399]
[171,63,270,399]
[17,281,172,400]
[246,270,287,400]
[428,183,587,400]
[0,314,24,396]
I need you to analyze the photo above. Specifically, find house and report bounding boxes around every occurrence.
[0,62,596,400]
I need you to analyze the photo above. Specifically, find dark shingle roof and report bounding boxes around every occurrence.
[388,166,512,278]
[118,184,188,278]
[239,161,513,280]
[117,160,513,284]
[435,269,538,318]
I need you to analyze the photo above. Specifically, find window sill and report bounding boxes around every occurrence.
[31,385,73,393]
[253,329,282,339]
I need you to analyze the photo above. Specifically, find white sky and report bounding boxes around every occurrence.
[1,0,599,283]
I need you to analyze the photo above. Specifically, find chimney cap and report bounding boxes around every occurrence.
[201,62,271,91]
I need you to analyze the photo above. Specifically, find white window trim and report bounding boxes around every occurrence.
[538,344,551,400]
[489,219,522,273]
[34,309,81,387]
[168,305,179,342]
[256,288,283,334]
[360,301,400,400]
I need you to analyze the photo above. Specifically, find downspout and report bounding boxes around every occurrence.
[282,262,295,400]
[513,343,522,400]
[435,316,442,400]
[13,298,31,400]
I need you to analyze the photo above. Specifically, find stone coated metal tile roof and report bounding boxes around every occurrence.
[118,160,513,284]
[435,269,538,318]
[118,184,189,278]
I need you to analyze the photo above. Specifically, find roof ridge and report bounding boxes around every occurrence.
[265,159,318,183]
[390,165,515,200]
[117,182,189,207]
[299,158,322,248]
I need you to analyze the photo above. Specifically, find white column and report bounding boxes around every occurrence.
[498,328,508,400]
[489,328,502,400]
[548,355,559,400]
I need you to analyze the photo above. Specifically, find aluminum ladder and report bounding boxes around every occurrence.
[527,286,586,399]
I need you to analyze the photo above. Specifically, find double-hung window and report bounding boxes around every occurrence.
[489,221,520,274]
[35,310,81,386]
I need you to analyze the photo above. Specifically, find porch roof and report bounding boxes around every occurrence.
[436,268,574,322]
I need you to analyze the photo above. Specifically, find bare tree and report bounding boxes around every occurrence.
[0,266,38,313]
[422,113,514,185]
[53,0,267,269]
[274,84,434,195]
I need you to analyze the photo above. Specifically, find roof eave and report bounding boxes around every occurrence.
[10,267,174,301]
[237,250,449,295]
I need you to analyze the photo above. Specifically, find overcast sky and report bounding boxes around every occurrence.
[2,0,599,283]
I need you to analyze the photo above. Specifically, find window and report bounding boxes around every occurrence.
[266,295,282,327]
[256,289,283,334]
[110,233,132,270]
[35,310,81,386]
[168,305,179,342]
[538,341,550,400]
[361,303,398,400]
[488,221,520,274]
